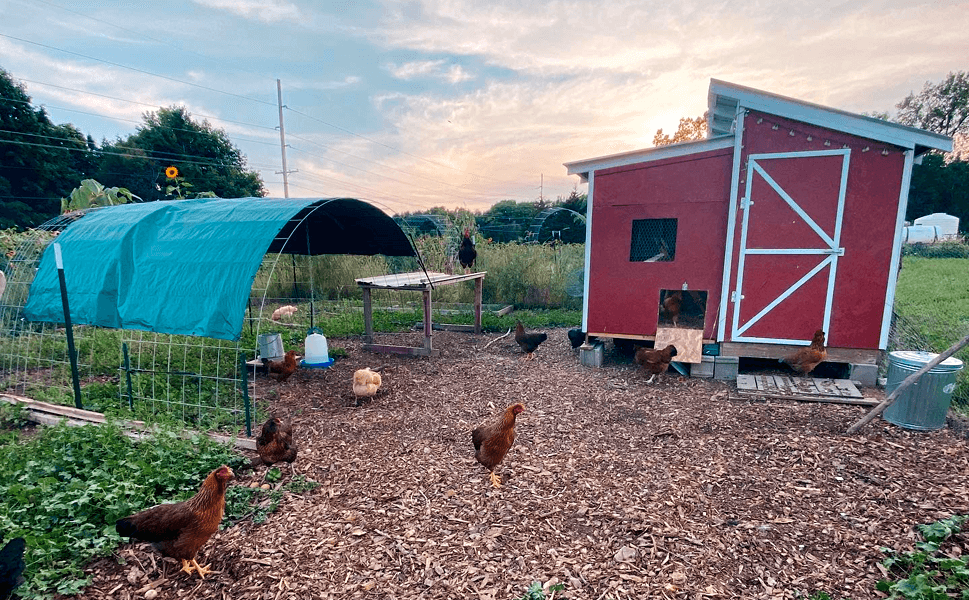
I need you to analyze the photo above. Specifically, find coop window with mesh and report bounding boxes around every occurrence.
[630,218,677,262]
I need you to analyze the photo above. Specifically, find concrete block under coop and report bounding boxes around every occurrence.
[691,355,715,378]
[579,341,604,367]
[714,356,739,380]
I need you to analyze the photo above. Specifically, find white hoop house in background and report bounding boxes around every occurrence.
[0,197,417,436]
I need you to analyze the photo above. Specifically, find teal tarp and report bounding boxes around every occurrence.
[24,197,415,341]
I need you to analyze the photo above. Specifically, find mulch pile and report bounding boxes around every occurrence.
[70,328,969,600]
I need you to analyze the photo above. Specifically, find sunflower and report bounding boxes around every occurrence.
[165,166,179,179]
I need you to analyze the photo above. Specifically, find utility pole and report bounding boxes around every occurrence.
[276,79,295,198]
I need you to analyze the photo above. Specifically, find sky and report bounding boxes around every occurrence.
[0,0,966,216]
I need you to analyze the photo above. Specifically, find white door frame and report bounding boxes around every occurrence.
[730,148,850,344]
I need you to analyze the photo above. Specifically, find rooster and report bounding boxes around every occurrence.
[515,320,548,361]
[0,537,26,600]
[634,344,678,383]
[779,329,827,377]
[116,466,234,579]
[458,228,477,272]
[352,367,382,405]
[261,350,299,383]
[254,417,297,476]
[472,403,524,488]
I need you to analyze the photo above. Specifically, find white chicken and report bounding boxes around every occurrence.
[352,368,382,405]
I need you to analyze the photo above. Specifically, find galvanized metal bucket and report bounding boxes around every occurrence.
[882,350,964,431]
[257,333,284,360]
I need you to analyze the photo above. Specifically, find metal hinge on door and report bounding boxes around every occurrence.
[740,197,753,210]
[731,290,743,303]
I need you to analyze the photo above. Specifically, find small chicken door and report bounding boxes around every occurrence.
[655,289,707,363]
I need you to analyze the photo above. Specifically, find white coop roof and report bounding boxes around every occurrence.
[708,79,953,155]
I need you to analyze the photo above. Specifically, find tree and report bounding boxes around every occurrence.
[892,72,969,232]
[0,67,93,229]
[896,72,969,139]
[476,200,540,242]
[906,153,969,231]
[653,112,708,147]
[94,106,265,202]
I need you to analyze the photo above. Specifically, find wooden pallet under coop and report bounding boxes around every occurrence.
[735,374,877,406]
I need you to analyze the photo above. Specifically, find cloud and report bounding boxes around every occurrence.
[385,60,475,83]
[192,0,301,23]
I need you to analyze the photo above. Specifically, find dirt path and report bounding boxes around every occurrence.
[73,328,969,599]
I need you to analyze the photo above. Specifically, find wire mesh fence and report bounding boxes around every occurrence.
[0,206,586,436]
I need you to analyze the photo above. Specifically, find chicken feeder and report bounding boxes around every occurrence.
[882,350,964,431]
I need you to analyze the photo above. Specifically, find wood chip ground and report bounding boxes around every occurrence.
[66,329,969,600]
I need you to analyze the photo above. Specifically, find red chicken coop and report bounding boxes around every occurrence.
[564,79,952,384]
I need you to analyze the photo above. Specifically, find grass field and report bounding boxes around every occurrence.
[893,256,969,405]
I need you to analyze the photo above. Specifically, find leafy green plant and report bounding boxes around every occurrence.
[0,419,260,598]
[61,179,139,214]
[512,581,566,600]
[877,515,969,599]
[902,240,969,259]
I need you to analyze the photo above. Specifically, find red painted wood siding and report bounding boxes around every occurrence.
[587,148,733,339]
[724,111,906,349]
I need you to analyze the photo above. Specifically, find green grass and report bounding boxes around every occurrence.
[0,404,313,599]
[893,257,969,405]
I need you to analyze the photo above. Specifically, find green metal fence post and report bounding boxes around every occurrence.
[54,243,83,410]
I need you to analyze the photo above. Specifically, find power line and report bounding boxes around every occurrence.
[0,137,281,171]
[293,170,426,213]
[12,80,280,132]
[0,33,277,108]
[23,0,279,84]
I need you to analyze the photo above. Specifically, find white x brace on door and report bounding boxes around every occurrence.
[730,148,850,343]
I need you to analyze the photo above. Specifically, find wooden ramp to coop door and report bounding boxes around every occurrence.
[655,288,707,363]
[654,327,703,363]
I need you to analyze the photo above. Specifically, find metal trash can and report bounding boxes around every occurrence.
[257,333,284,360]
[882,350,964,430]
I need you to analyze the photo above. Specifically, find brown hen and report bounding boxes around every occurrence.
[634,344,678,383]
[472,403,524,488]
[116,466,234,579]
[515,321,548,361]
[254,417,297,475]
[661,290,683,327]
[262,350,299,382]
[779,329,827,376]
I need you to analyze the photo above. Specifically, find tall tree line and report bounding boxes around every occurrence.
[0,66,265,230]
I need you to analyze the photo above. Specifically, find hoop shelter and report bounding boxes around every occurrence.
[24,197,415,341]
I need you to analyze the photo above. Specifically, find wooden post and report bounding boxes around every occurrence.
[362,287,373,344]
[846,331,969,434]
[474,276,483,334]
[423,288,433,353]
[53,244,83,410]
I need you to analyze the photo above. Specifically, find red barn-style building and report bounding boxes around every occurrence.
[564,80,952,384]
